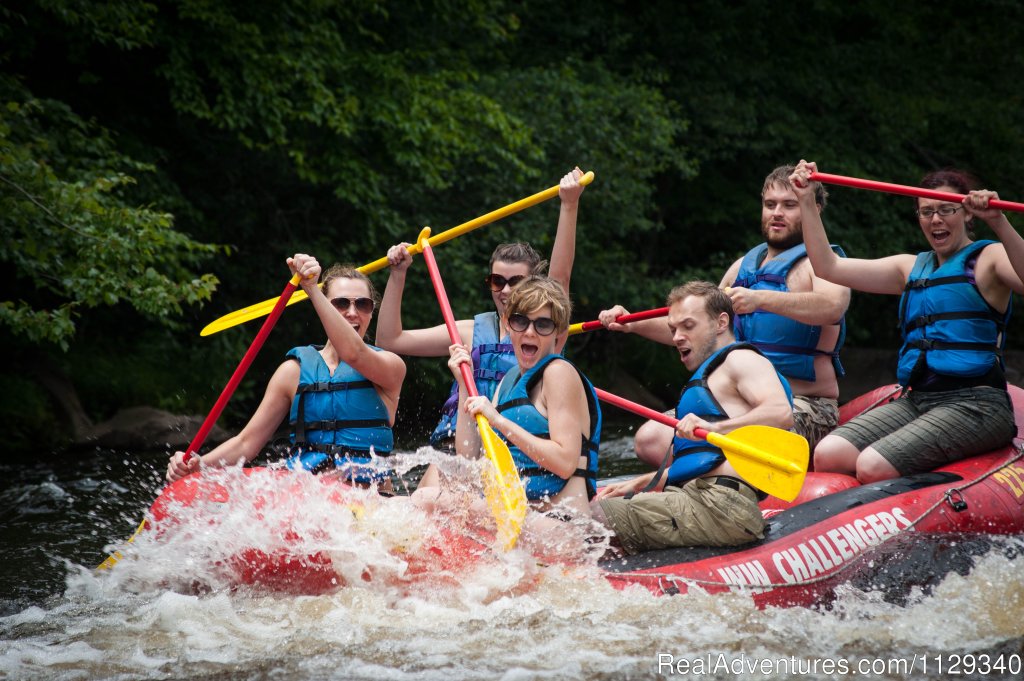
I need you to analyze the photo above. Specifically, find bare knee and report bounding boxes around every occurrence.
[812,435,860,474]
[855,448,900,484]
[634,419,675,468]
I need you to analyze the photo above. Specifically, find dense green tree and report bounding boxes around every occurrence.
[2,0,1022,453]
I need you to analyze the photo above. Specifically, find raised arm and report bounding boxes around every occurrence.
[548,167,586,295]
[291,255,406,420]
[791,161,913,296]
[966,190,1024,296]
[375,242,474,356]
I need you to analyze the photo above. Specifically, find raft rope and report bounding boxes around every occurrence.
[609,443,1024,594]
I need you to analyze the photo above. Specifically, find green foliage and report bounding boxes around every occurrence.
[0,77,225,350]
[3,0,1024,453]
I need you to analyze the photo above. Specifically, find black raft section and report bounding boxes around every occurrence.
[599,471,963,574]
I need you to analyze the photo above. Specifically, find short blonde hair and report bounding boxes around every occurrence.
[504,276,571,331]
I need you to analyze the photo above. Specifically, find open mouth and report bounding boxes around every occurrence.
[520,343,539,359]
[930,229,951,245]
[677,346,692,362]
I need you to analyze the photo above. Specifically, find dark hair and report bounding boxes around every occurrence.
[666,280,734,326]
[918,168,979,232]
[919,168,977,196]
[763,164,828,210]
[321,264,379,305]
[490,243,548,275]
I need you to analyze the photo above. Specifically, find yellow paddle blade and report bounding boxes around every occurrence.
[476,414,527,550]
[200,171,595,337]
[705,426,809,502]
[201,285,318,336]
[96,519,147,570]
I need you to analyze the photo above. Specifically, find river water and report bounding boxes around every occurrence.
[2,439,1023,680]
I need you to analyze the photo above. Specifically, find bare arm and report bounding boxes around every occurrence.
[471,360,590,479]
[291,257,406,419]
[597,305,675,345]
[678,350,792,438]
[376,244,476,356]
[167,361,297,481]
[967,191,1024,296]
[728,259,850,326]
[548,167,586,294]
[791,161,913,295]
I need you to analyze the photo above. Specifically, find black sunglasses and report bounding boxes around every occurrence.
[485,273,527,292]
[507,313,557,336]
[330,297,375,314]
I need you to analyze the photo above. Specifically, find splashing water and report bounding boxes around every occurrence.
[1,442,1023,680]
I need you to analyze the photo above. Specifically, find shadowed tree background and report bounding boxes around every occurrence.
[2,0,1022,455]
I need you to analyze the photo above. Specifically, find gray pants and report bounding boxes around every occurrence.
[829,386,1016,475]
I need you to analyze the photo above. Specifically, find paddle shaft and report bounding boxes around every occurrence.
[419,239,481,398]
[569,306,669,335]
[200,171,595,336]
[185,274,302,461]
[594,387,716,439]
[810,171,1024,213]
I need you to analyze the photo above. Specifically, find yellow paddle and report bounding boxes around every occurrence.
[594,387,808,501]
[416,227,527,550]
[200,171,595,336]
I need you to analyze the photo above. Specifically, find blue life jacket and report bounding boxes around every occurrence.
[667,342,793,488]
[897,240,1010,386]
[430,312,516,448]
[494,355,601,501]
[733,243,847,382]
[284,345,394,482]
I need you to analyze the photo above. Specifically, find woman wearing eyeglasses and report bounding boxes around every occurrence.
[376,168,586,477]
[446,276,601,518]
[791,160,1024,483]
[166,253,406,486]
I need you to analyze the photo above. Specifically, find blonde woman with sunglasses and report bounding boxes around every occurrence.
[166,254,406,487]
[377,168,587,485]
[445,276,601,519]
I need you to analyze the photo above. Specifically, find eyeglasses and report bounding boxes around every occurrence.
[485,273,526,292]
[330,297,375,314]
[916,205,963,219]
[507,313,557,336]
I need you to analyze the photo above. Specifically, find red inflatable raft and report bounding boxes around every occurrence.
[139,385,1024,606]
[601,384,1024,608]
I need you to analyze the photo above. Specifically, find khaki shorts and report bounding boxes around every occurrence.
[829,386,1016,475]
[598,476,765,555]
[792,395,839,452]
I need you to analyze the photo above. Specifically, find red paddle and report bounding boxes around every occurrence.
[809,171,1024,213]
[183,273,304,463]
[98,273,303,569]
[568,306,669,335]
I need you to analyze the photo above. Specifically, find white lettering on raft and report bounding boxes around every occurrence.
[771,507,913,584]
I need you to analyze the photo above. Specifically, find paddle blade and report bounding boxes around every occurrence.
[201,287,313,337]
[476,415,527,550]
[96,519,147,570]
[705,426,809,502]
